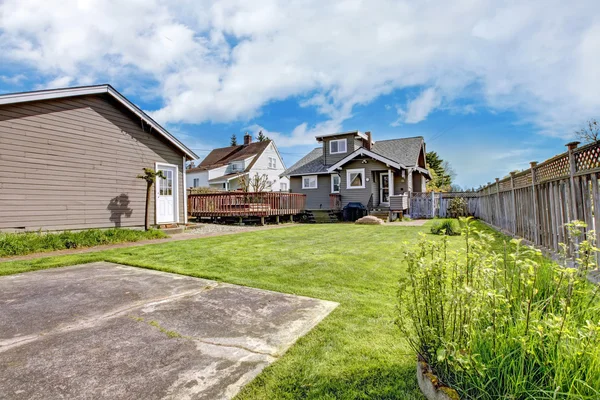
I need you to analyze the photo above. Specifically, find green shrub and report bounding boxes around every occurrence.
[447,197,468,218]
[430,219,460,236]
[397,218,600,399]
[0,228,167,257]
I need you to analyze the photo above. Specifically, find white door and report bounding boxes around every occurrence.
[156,166,177,224]
[380,172,390,205]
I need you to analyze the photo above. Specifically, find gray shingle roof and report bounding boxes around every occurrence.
[371,137,424,166]
[282,136,425,176]
[283,148,328,175]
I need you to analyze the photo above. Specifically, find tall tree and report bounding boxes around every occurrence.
[230,134,238,146]
[257,130,269,142]
[136,168,165,231]
[426,151,453,192]
[575,119,599,143]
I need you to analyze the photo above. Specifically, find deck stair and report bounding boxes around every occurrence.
[304,210,339,223]
[369,207,390,222]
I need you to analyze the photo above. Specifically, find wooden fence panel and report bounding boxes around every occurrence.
[472,141,600,258]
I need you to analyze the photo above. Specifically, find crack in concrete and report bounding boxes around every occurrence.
[0,284,218,352]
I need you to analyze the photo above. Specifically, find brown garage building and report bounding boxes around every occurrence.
[0,85,198,232]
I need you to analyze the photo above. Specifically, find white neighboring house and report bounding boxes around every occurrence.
[186,133,289,192]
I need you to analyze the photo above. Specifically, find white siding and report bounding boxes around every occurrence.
[186,170,208,188]
[248,142,289,191]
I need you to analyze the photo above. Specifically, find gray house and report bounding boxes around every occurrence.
[0,85,198,232]
[283,131,429,217]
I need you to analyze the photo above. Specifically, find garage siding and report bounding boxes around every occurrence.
[0,94,186,231]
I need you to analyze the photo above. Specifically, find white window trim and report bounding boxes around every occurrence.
[280,182,288,191]
[269,156,277,169]
[329,139,347,155]
[346,168,366,189]
[331,174,340,193]
[302,175,318,189]
[193,178,200,187]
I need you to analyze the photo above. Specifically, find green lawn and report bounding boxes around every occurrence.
[0,222,488,399]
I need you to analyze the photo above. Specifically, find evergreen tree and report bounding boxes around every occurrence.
[230,134,238,146]
[257,130,269,142]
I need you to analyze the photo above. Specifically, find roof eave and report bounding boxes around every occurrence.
[315,130,368,141]
[326,148,407,172]
[0,84,198,160]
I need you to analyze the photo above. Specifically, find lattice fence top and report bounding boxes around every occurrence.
[476,141,600,194]
[513,171,532,189]
[441,192,480,198]
[536,154,569,183]
[499,179,512,191]
[575,143,600,173]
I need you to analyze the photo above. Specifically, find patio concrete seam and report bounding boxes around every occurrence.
[0,285,218,352]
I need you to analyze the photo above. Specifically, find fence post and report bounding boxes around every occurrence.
[566,141,580,221]
[530,161,539,245]
[495,178,501,229]
[510,171,517,235]
[431,191,435,218]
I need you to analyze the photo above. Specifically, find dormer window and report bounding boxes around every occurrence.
[329,139,347,154]
[230,162,242,171]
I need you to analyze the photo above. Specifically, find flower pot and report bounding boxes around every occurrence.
[416,359,460,400]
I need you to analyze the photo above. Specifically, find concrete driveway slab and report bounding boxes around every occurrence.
[0,262,337,399]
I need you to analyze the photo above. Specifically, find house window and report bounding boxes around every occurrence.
[231,163,239,171]
[222,183,227,190]
[193,178,200,187]
[280,182,288,191]
[329,139,347,154]
[269,157,277,169]
[346,168,365,189]
[302,175,318,189]
[331,174,340,193]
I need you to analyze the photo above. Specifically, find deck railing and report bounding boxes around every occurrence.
[329,194,342,210]
[188,192,306,217]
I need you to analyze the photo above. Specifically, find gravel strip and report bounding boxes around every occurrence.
[184,223,266,235]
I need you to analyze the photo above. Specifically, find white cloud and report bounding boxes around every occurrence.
[1,0,600,146]
[393,88,442,125]
[246,118,344,148]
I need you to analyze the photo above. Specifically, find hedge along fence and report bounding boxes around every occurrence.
[437,192,480,218]
[476,140,600,260]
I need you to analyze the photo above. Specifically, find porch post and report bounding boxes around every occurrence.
[388,169,394,196]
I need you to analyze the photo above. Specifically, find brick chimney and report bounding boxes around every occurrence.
[365,131,372,150]
[243,132,252,145]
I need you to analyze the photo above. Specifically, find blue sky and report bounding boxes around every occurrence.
[1,0,599,188]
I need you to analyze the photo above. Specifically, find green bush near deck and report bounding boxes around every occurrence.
[0,228,167,257]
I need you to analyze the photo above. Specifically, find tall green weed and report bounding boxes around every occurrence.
[397,218,600,399]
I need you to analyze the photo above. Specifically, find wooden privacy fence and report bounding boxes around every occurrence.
[476,141,600,258]
[188,192,306,217]
[438,192,480,218]
[410,192,439,218]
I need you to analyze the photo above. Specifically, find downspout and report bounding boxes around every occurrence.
[183,156,188,224]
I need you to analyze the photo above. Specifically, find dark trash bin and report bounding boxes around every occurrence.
[343,202,367,222]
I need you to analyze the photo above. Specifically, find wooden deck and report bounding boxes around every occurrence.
[187,192,306,217]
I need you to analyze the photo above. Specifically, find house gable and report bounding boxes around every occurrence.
[0,84,197,160]
[326,148,406,173]
[317,131,368,166]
